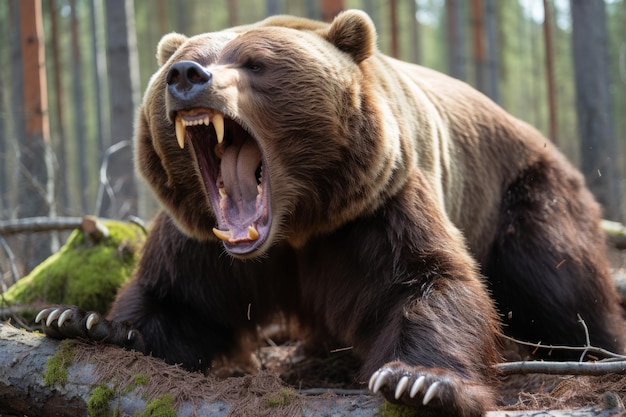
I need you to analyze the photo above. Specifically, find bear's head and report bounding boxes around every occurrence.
[136,10,403,258]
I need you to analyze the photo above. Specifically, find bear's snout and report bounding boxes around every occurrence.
[166,61,212,101]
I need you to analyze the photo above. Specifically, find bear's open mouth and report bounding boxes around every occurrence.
[172,108,271,255]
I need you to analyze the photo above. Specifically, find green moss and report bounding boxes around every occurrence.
[265,388,295,408]
[133,394,176,417]
[4,219,146,315]
[377,402,419,417]
[122,374,150,395]
[87,384,118,417]
[43,339,76,387]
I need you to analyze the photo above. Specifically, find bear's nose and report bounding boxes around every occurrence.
[166,61,212,101]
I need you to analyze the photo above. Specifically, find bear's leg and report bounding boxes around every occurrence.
[38,212,299,371]
[361,276,498,417]
[485,157,626,358]
[299,176,499,416]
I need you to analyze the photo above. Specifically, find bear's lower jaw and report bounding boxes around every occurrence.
[178,109,272,256]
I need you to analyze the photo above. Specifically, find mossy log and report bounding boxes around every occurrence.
[2,217,146,320]
[0,325,622,417]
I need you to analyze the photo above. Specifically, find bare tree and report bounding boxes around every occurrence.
[484,0,499,103]
[69,0,89,213]
[409,0,421,64]
[266,0,280,16]
[305,0,318,20]
[49,0,69,214]
[103,0,139,219]
[89,0,106,162]
[446,0,467,81]
[17,0,54,270]
[228,0,239,26]
[389,0,398,58]
[321,0,345,22]
[571,0,622,221]
[470,0,486,92]
[543,0,558,144]
[0,3,8,215]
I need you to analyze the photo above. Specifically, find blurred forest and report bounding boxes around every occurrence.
[0,0,625,280]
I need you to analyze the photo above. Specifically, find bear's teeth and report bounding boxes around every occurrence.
[248,226,259,241]
[213,228,232,242]
[212,112,224,144]
[175,116,186,149]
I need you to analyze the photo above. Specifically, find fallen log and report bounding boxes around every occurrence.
[0,324,623,417]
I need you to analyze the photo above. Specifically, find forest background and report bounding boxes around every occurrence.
[0,0,625,280]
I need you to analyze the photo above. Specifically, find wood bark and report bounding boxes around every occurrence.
[409,0,421,64]
[571,0,622,222]
[446,0,467,80]
[543,0,558,144]
[484,0,499,103]
[49,0,70,214]
[69,0,89,214]
[103,0,139,219]
[470,0,486,92]
[17,0,53,271]
[321,0,345,22]
[389,0,398,58]
[0,324,620,417]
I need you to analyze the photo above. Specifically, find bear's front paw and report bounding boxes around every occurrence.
[35,306,145,352]
[368,361,490,417]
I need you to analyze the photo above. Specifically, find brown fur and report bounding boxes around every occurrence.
[41,10,626,417]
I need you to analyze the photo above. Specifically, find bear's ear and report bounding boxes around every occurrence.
[156,33,188,66]
[324,9,376,64]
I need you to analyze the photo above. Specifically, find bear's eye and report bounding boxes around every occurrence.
[244,61,263,73]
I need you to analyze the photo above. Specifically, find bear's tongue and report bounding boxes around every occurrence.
[220,137,262,226]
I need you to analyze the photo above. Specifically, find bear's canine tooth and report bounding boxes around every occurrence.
[247,226,259,241]
[213,228,232,242]
[212,112,224,144]
[175,116,185,149]
[219,187,227,197]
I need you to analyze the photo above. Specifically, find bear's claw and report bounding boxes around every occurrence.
[369,366,440,405]
[35,306,145,352]
[367,361,490,416]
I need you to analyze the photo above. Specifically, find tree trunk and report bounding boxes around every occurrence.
[543,0,558,144]
[49,0,69,215]
[446,0,467,81]
[0,324,619,417]
[484,0,499,103]
[571,0,622,221]
[389,0,398,58]
[103,0,139,219]
[89,0,106,163]
[0,2,8,216]
[305,0,318,20]
[409,0,421,64]
[17,0,54,271]
[69,0,89,214]
[321,0,345,22]
[266,0,280,16]
[470,0,486,92]
[228,0,239,26]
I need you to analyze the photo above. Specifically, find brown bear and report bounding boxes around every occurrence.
[37,10,626,416]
